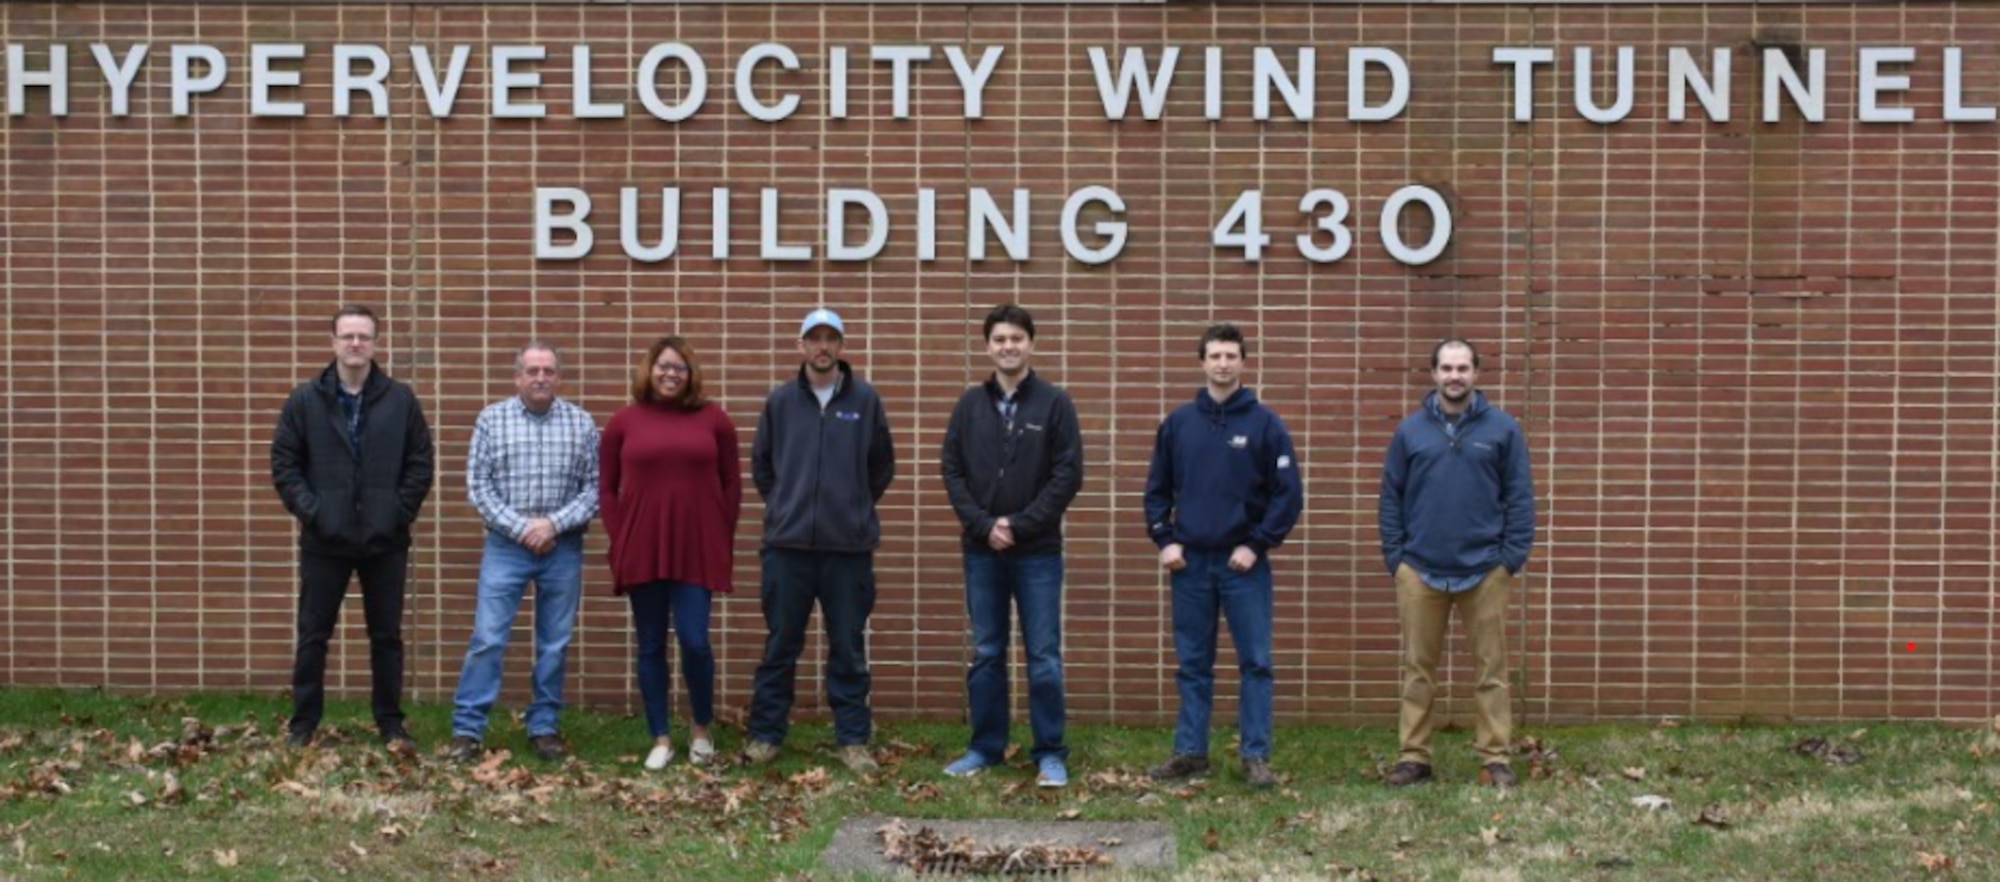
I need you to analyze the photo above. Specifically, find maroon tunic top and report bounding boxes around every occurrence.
[598,400,742,594]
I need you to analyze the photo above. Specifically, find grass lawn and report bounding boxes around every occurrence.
[0,687,1995,880]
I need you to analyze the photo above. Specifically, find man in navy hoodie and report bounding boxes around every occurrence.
[743,307,897,775]
[1143,323,1302,789]
[1378,338,1536,789]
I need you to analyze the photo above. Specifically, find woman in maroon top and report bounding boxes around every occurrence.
[599,335,742,769]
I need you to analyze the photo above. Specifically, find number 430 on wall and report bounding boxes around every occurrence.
[1213,185,1453,266]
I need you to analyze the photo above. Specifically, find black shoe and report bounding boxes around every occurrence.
[286,727,316,748]
[446,735,482,764]
[1147,753,1211,781]
[380,726,419,754]
[529,733,567,762]
[1384,761,1433,787]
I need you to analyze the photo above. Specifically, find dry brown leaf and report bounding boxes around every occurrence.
[788,767,831,793]
[159,772,184,805]
[379,824,407,843]
[1917,851,1953,872]
[473,750,512,778]
[212,849,238,868]
[125,738,146,764]
[1621,766,1646,781]
[1480,827,1500,846]
[1696,804,1730,828]
[126,790,148,807]
[1202,827,1220,851]
[348,841,369,858]
[1057,808,1081,820]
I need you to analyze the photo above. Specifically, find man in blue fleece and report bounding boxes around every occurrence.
[1378,338,1536,789]
[1143,323,1302,789]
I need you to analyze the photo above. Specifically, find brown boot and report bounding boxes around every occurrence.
[1479,763,1517,789]
[1147,753,1211,781]
[1384,761,1433,787]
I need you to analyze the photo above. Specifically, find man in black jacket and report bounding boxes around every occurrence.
[744,307,896,774]
[270,305,435,750]
[938,304,1083,788]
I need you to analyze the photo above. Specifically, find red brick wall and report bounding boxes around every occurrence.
[4,3,1996,727]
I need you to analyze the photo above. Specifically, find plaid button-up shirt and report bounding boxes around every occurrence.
[466,396,600,540]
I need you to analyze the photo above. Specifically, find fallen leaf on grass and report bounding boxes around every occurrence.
[1057,808,1081,820]
[787,767,831,793]
[159,772,184,804]
[1695,804,1730,828]
[1630,794,1673,811]
[1621,766,1646,782]
[1793,736,1862,765]
[213,849,238,868]
[348,841,368,858]
[126,791,148,807]
[1918,851,1953,872]
[379,824,408,843]
[899,781,941,803]
[1480,827,1509,846]
[273,780,319,799]
[1203,828,1220,851]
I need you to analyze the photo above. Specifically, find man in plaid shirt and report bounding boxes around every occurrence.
[447,342,600,763]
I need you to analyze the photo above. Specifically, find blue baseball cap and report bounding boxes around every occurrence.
[799,308,846,338]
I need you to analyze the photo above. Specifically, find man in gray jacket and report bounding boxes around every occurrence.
[743,308,897,773]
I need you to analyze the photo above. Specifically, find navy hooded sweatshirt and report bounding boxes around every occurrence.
[1143,386,1302,554]
[1377,390,1537,579]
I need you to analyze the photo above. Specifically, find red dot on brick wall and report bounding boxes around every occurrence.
[1906,642,1916,652]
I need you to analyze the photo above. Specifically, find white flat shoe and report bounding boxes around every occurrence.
[689,737,717,766]
[644,744,674,770]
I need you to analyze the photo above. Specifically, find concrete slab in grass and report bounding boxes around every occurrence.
[819,816,1175,876]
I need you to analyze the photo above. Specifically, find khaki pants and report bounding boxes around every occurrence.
[1396,563,1512,766]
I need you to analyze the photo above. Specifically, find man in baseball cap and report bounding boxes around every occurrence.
[744,307,896,775]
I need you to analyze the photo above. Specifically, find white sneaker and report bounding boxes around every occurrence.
[689,737,717,766]
[644,744,674,770]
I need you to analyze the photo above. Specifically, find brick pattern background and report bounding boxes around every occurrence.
[4,3,1997,730]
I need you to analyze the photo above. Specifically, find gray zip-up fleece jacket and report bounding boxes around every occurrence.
[750,360,896,552]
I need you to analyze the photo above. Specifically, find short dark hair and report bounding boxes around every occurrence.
[1197,323,1248,359]
[330,305,379,336]
[982,303,1036,340]
[1430,338,1480,369]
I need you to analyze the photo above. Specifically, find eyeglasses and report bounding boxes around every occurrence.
[335,333,376,344]
[655,363,690,376]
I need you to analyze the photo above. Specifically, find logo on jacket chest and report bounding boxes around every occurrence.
[833,410,861,422]
[1228,435,1249,449]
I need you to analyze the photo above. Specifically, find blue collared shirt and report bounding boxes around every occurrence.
[334,382,364,460]
[465,396,600,540]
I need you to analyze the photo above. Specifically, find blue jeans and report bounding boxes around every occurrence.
[747,549,875,746]
[450,531,583,739]
[627,580,716,738]
[963,548,1067,763]
[1170,547,1274,760]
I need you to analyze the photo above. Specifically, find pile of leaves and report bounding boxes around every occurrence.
[876,818,1112,875]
